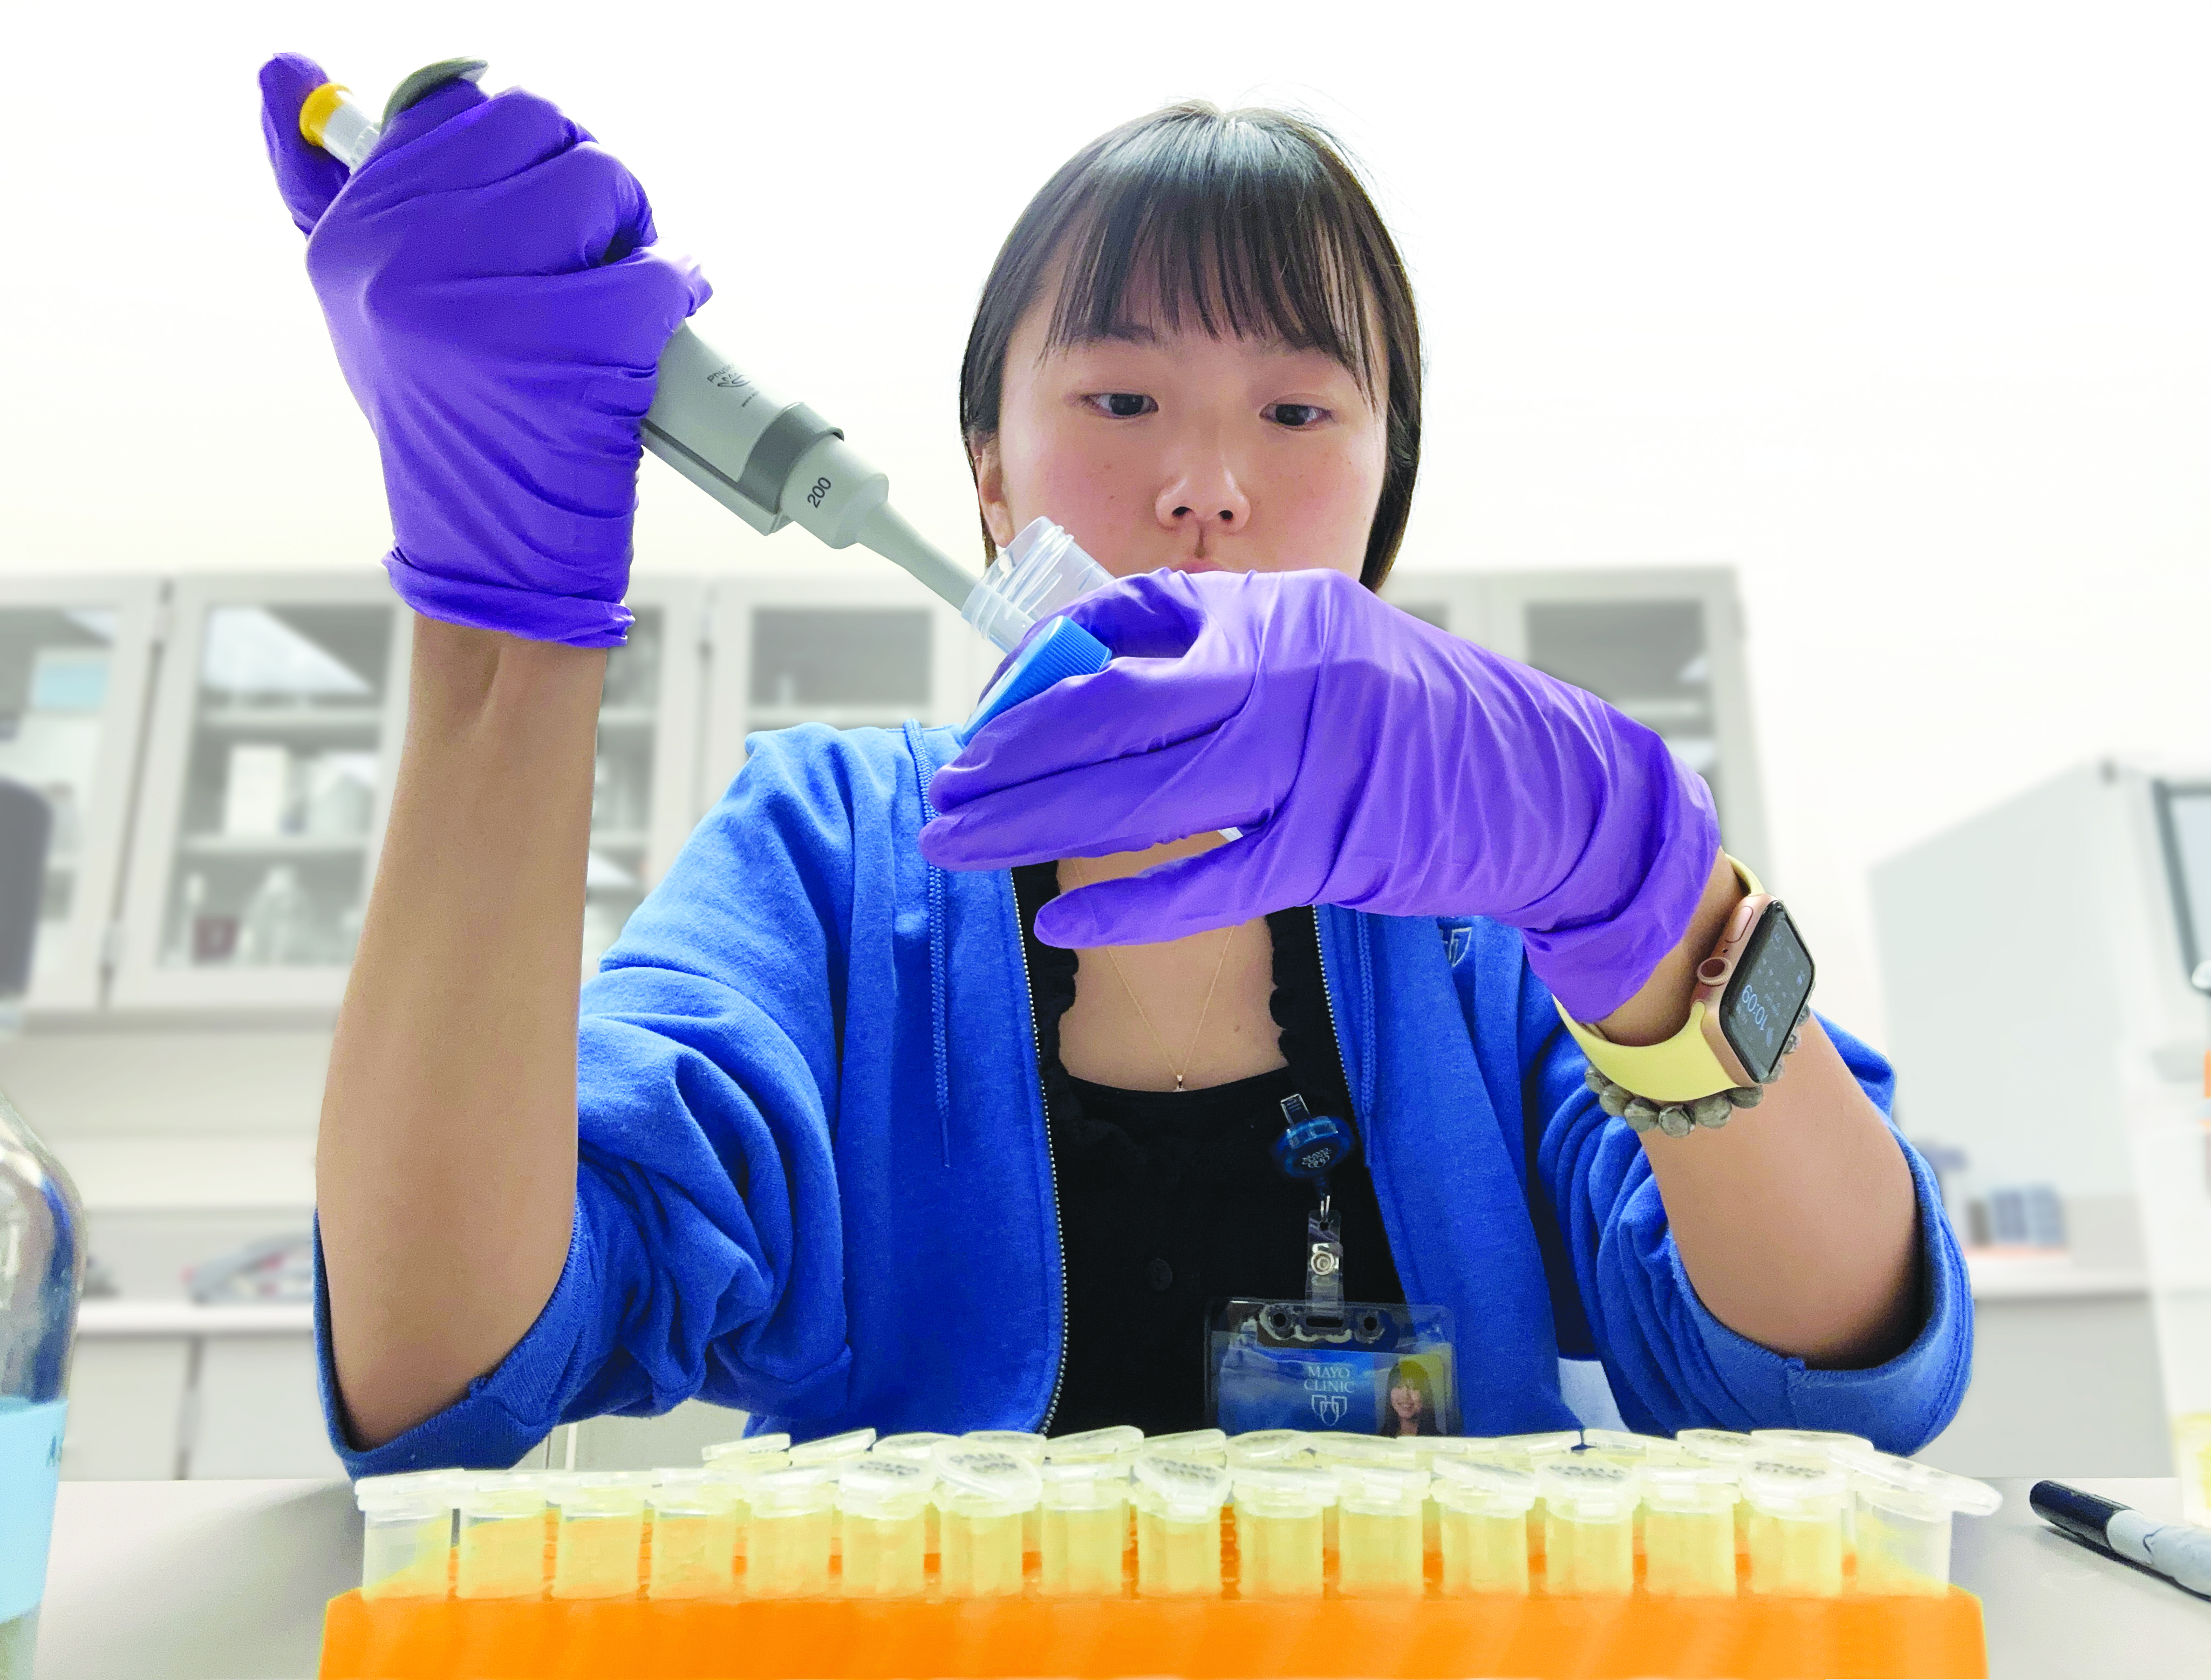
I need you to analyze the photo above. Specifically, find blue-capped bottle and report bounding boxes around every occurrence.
[0,1084,83,1679]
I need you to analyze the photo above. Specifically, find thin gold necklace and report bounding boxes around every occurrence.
[1062,858,1241,1092]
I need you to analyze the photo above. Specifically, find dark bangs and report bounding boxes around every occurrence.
[961,103,1422,590]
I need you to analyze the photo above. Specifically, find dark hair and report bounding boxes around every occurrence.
[959,103,1422,592]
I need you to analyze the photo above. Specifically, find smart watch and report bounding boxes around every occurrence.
[1558,857,1817,1107]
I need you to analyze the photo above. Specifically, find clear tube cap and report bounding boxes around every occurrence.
[1836,1448,2002,1519]
[747,1464,840,1515]
[935,1448,1043,1513]
[1431,1456,1540,1515]
[1333,1464,1430,1516]
[1046,1424,1145,1462]
[1231,1465,1338,1517]
[1536,1457,1640,1520]
[1134,1454,1231,1521]
[960,518,1114,654]
[702,1432,791,1467]
[1743,1457,1850,1518]
[788,1428,876,1467]
[872,1431,960,1463]
[355,1469,463,1517]
[837,1456,937,1519]
[960,1429,1047,1464]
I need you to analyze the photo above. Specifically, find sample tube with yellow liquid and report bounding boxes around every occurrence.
[1309,1435,1413,1562]
[550,1476,649,1600]
[1536,1459,1639,1595]
[1743,1458,1848,1597]
[935,1449,1040,1597]
[701,1434,792,1565]
[1675,1428,1757,1553]
[1639,1464,1741,1596]
[963,1429,1048,1556]
[1231,1466,1335,1598]
[836,1457,936,1598]
[873,1433,960,1561]
[1039,1460,1132,1596]
[453,1473,550,1600]
[355,1471,460,1601]
[646,1471,742,1600]
[1431,1458,1537,1596]
[1409,1438,1499,1564]
[744,1466,838,1597]
[1130,1455,1229,1597]
[1333,1465,1429,1597]
[1838,1449,2001,1596]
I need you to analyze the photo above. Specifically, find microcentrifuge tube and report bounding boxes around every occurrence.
[646,1472,741,1599]
[454,1474,550,1600]
[1537,1459,1638,1595]
[1743,1459,1848,1597]
[745,1466,838,1597]
[836,1458,935,1598]
[1639,1464,1739,1596]
[1231,1467,1334,1598]
[935,1449,1039,1597]
[1131,1456,1228,1597]
[550,1476,648,1600]
[1038,1460,1130,1595]
[1431,1458,1537,1596]
[1142,1429,1229,1466]
[355,1471,460,1600]
[872,1432,960,1560]
[1838,1449,2000,1596]
[963,1430,1048,1555]
[1333,1465,1429,1597]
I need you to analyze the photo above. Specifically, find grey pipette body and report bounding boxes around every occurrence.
[304,61,980,615]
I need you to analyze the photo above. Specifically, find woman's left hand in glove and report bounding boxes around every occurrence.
[918,566,1720,1022]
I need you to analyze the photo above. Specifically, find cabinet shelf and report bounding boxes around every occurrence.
[747,705,924,730]
[192,705,386,736]
[176,833,369,858]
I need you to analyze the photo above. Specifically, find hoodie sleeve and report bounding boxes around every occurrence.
[1516,957,1975,1453]
[317,726,892,1476]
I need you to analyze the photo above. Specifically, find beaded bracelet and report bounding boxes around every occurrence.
[1580,1006,1811,1139]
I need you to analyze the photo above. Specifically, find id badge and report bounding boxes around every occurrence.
[1206,1298,1458,1437]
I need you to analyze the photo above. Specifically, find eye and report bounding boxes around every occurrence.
[1084,392,1156,419]
[1265,402,1331,429]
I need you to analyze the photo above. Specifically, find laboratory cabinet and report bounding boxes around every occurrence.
[699,571,988,800]
[108,575,412,1011]
[1382,568,1771,874]
[0,577,162,1010]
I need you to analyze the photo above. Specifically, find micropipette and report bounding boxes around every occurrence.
[298,63,1245,833]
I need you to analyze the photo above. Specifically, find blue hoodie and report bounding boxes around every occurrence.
[319,721,1972,1475]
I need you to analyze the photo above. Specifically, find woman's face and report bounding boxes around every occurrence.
[1390,1383,1423,1422]
[975,276,1389,582]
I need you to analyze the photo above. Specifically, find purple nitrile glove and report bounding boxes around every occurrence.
[918,567,1721,1022]
[255,54,709,647]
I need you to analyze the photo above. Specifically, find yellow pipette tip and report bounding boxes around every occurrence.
[297,83,351,150]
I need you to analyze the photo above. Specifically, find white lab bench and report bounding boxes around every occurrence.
[28,1476,2209,1679]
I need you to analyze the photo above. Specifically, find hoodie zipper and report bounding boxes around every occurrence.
[1013,879,1072,1434]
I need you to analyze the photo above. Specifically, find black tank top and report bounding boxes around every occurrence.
[1012,863,1406,1437]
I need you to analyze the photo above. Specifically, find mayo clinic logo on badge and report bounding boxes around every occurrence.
[1310,1393,1349,1426]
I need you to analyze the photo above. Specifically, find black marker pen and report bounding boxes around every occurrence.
[2030,1480,2211,1597]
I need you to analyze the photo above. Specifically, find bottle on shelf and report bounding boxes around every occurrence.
[0,1085,86,1679]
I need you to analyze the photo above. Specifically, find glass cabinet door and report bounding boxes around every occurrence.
[582,580,705,974]
[113,578,408,1009]
[701,576,975,805]
[0,580,161,1010]
[1483,569,1770,871]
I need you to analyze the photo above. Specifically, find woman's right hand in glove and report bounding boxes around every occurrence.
[256,53,709,647]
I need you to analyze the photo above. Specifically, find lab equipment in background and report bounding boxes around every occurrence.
[182,1233,315,1306]
[0,1084,84,1680]
[0,782,50,1033]
[1873,761,2211,1495]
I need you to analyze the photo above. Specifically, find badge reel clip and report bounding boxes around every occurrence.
[1207,1095,1459,1436]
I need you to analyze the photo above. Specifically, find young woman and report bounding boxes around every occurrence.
[256,55,1970,1473]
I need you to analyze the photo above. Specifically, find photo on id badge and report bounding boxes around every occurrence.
[1206,1299,1459,1437]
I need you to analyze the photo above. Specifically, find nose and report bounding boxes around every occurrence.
[1154,463,1251,537]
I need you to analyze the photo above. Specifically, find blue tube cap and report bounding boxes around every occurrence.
[954,618,1113,746]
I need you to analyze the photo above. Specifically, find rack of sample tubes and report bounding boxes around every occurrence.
[351,1423,2002,1606]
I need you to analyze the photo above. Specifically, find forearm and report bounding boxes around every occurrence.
[318,617,606,1447]
[1596,855,1921,1367]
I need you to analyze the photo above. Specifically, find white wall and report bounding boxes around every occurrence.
[5,1,2208,1042]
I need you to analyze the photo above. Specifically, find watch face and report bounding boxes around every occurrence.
[1719,905,1815,1084]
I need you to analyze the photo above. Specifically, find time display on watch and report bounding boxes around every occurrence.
[1719,903,1816,1084]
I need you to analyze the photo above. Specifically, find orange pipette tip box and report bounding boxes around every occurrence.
[320,1587,1987,1678]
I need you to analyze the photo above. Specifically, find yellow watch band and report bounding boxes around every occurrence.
[1555,856,1766,1105]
